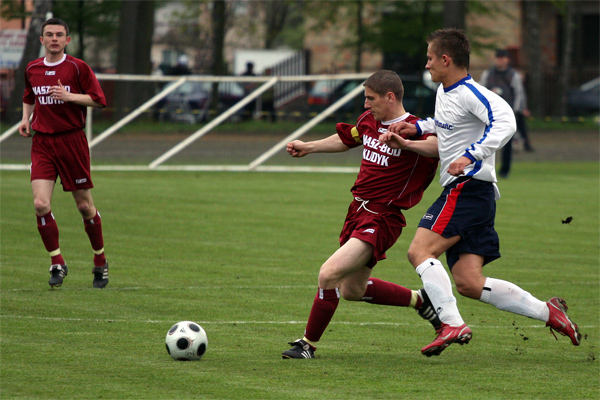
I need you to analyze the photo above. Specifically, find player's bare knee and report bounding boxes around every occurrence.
[75,199,95,217]
[455,281,481,299]
[407,247,425,267]
[339,285,363,301]
[317,271,338,290]
[33,198,51,215]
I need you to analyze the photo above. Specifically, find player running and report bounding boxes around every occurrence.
[18,18,109,288]
[282,70,441,359]
[379,28,581,356]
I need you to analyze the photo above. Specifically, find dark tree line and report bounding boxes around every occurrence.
[1,0,583,122]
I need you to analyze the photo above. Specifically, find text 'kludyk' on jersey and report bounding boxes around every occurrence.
[32,85,71,105]
[362,135,402,167]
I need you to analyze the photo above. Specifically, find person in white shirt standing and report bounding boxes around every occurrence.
[379,28,581,357]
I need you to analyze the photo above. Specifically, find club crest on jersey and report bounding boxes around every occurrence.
[45,71,56,75]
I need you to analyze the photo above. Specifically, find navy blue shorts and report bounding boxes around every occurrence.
[418,178,500,269]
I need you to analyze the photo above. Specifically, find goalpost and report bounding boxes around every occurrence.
[1,73,372,173]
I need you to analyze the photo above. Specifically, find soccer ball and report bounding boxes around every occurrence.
[165,321,208,361]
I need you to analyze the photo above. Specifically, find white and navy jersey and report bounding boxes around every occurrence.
[415,74,516,193]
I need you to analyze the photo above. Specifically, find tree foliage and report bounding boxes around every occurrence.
[50,0,121,60]
[4,0,52,123]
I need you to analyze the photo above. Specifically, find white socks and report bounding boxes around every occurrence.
[479,277,549,321]
[416,258,465,326]
[416,259,550,325]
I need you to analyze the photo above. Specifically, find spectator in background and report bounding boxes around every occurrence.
[170,55,191,76]
[261,68,276,122]
[480,49,534,178]
[241,61,257,120]
[242,61,256,78]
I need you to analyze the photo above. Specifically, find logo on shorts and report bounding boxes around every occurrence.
[363,228,375,234]
[423,213,434,220]
[75,178,88,184]
[45,71,56,75]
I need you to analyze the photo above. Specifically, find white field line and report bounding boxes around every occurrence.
[1,279,596,293]
[0,284,316,292]
[2,314,595,329]
[0,164,359,174]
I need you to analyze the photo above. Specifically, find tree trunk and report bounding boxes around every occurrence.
[264,0,289,49]
[7,0,52,124]
[354,0,363,73]
[114,0,155,120]
[76,0,85,60]
[209,0,226,117]
[444,0,466,29]
[558,2,575,116]
[523,0,543,118]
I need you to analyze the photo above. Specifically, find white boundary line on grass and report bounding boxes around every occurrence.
[0,164,360,173]
[2,279,596,293]
[1,314,595,329]
[0,284,317,292]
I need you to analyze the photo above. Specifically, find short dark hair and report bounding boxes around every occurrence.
[495,49,508,58]
[41,18,69,37]
[427,28,470,69]
[363,70,404,101]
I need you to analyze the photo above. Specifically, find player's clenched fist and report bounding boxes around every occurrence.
[378,131,408,150]
[287,140,308,157]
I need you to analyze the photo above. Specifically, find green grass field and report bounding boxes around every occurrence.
[1,162,598,399]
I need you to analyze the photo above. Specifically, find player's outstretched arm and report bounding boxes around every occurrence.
[287,134,349,158]
[287,140,309,157]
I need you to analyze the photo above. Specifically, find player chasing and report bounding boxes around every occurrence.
[378,28,581,356]
[282,70,442,359]
[18,18,109,289]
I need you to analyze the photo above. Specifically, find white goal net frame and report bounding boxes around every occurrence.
[1,73,373,173]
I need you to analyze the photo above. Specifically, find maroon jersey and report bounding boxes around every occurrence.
[336,111,438,209]
[23,54,106,134]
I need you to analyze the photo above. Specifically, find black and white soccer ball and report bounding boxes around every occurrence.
[165,321,208,361]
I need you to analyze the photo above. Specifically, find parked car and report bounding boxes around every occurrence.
[307,76,437,118]
[154,80,246,123]
[567,77,599,116]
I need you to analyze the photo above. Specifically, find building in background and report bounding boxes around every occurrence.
[1,0,597,119]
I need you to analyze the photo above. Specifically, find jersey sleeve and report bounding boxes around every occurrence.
[415,117,436,135]
[77,59,107,107]
[461,86,516,162]
[336,122,362,148]
[22,62,36,105]
[336,111,377,148]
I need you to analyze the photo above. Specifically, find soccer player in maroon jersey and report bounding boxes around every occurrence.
[282,70,441,359]
[18,18,109,288]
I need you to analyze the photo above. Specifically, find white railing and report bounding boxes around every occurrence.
[1,73,372,172]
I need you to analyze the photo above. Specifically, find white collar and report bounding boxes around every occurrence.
[44,54,67,67]
[382,112,410,125]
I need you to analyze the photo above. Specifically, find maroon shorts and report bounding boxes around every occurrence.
[30,130,93,192]
[339,199,407,268]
